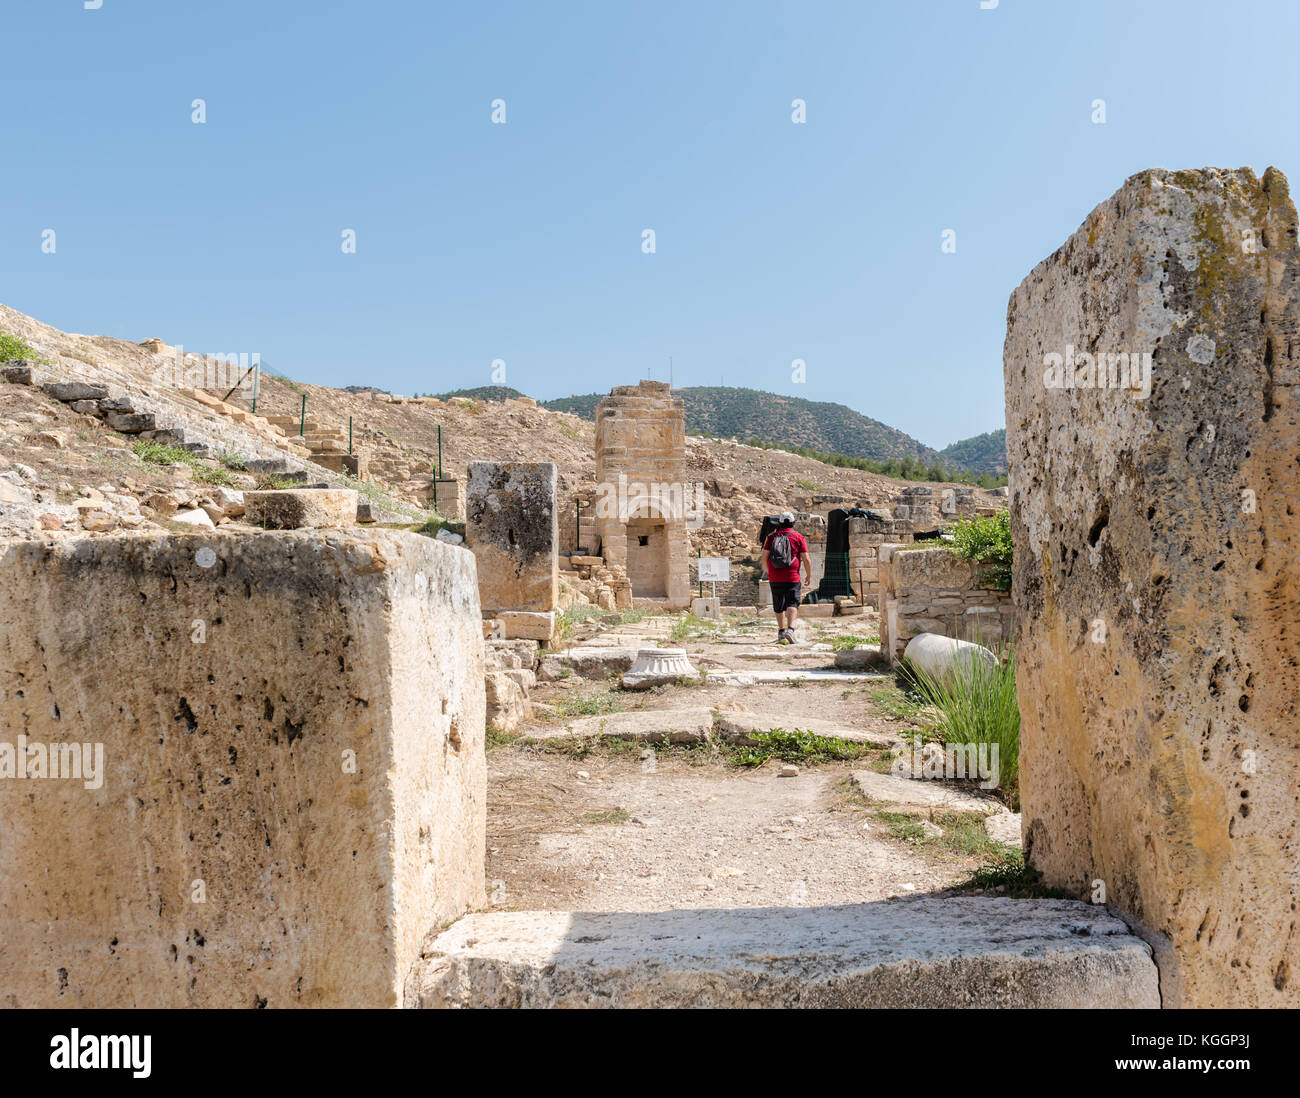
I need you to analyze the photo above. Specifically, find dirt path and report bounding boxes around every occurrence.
[486,609,1012,913]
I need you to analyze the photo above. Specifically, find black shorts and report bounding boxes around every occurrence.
[770,582,802,613]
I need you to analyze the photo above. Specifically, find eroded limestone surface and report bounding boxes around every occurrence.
[409,899,1159,1008]
[0,529,485,1007]
[1005,166,1300,1007]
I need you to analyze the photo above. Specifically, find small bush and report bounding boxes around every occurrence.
[948,511,1013,591]
[0,331,50,365]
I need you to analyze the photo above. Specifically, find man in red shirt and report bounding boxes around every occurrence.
[760,512,810,645]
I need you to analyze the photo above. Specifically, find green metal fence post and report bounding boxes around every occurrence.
[299,394,306,436]
[348,416,353,455]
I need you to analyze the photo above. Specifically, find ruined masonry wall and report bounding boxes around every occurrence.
[877,544,1014,664]
[593,381,691,608]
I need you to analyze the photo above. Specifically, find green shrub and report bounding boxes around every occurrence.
[0,331,50,365]
[901,647,1020,807]
[130,438,239,488]
[948,510,1013,591]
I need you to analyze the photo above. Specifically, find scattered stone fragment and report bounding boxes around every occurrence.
[42,381,108,401]
[984,813,1022,847]
[79,510,117,532]
[779,765,799,778]
[173,508,216,529]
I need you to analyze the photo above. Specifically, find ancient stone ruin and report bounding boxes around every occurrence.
[592,381,692,609]
[0,530,485,1007]
[466,461,559,643]
[1006,166,1300,1008]
[878,544,1014,665]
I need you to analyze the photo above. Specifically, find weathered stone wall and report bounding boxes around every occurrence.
[0,529,486,1008]
[1005,166,1300,1007]
[877,544,1014,664]
[847,515,914,604]
[465,461,558,617]
[593,381,692,608]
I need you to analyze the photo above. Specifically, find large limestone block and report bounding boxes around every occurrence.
[0,530,485,1007]
[1004,166,1300,1007]
[887,545,976,591]
[499,610,556,643]
[466,462,558,615]
[243,488,358,529]
[409,899,1159,1008]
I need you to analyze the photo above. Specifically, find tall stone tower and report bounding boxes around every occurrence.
[593,380,692,608]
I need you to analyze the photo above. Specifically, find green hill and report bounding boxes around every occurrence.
[939,428,1007,476]
[542,386,939,464]
[429,385,528,402]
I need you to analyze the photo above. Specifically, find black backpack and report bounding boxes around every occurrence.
[769,530,796,570]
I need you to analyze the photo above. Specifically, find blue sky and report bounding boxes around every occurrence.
[2,0,1295,449]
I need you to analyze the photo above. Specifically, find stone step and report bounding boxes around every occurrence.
[408,898,1160,1008]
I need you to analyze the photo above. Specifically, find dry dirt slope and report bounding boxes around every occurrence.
[1,302,997,557]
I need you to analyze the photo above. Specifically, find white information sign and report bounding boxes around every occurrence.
[698,557,730,582]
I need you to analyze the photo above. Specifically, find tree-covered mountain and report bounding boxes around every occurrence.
[542,386,940,464]
[938,428,1007,476]
[428,385,528,402]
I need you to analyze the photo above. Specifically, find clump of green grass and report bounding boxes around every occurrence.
[485,724,521,749]
[552,685,624,719]
[0,331,51,365]
[337,474,428,522]
[254,474,298,491]
[130,438,239,487]
[730,728,870,768]
[576,808,631,826]
[831,633,880,652]
[900,648,1020,807]
[863,678,931,723]
[414,517,463,538]
[956,858,1076,900]
[670,615,731,643]
[556,604,607,639]
[215,447,248,471]
[872,808,1021,861]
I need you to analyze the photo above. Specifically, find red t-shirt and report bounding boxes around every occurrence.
[763,529,808,584]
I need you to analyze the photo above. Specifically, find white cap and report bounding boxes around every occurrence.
[779,511,795,523]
